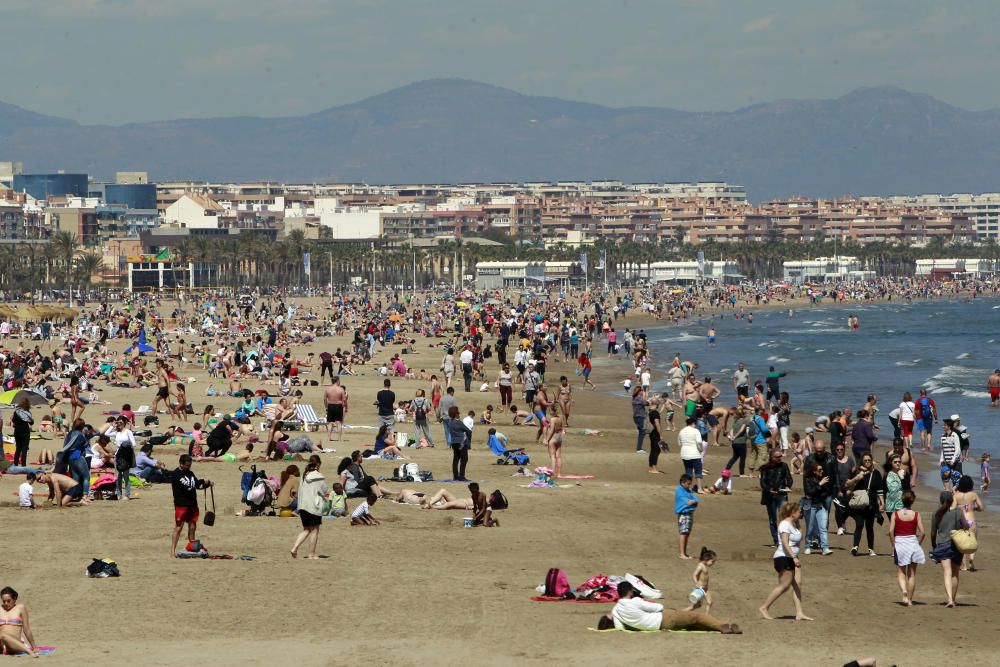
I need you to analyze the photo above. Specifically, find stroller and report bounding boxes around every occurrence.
[488,433,529,465]
[240,465,276,516]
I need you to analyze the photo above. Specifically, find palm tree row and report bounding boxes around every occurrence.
[0,231,105,294]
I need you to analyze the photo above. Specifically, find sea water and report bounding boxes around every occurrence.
[644,297,1000,470]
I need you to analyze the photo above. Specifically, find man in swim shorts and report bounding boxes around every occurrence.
[988,369,1000,407]
[324,377,347,442]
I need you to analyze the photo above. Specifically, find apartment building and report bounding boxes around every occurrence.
[880,193,1000,239]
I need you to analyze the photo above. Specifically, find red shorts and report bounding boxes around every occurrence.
[432,395,441,409]
[990,387,1000,400]
[175,506,199,525]
[900,420,914,437]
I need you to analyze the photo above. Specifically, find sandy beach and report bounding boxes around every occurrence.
[4,294,995,666]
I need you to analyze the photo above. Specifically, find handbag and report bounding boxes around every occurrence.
[951,524,978,554]
[848,470,873,509]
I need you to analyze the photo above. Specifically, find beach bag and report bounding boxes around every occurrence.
[489,489,508,510]
[951,528,978,554]
[87,558,120,578]
[849,472,873,509]
[247,477,269,505]
[544,568,573,599]
[395,432,409,449]
[396,462,420,482]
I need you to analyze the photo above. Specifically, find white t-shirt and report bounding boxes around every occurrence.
[18,482,33,507]
[773,519,802,558]
[351,501,371,520]
[640,371,651,387]
[898,401,915,421]
[611,597,664,631]
[459,349,473,365]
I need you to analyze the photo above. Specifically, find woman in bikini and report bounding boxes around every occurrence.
[0,587,37,657]
[545,415,566,479]
[421,488,473,510]
[952,475,983,572]
[556,376,573,427]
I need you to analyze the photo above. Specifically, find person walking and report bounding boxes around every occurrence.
[889,490,925,606]
[845,452,884,557]
[929,491,968,608]
[759,449,793,548]
[111,416,137,501]
[291,457,328,559]
[410,389,434,447]
[759,502,813,621]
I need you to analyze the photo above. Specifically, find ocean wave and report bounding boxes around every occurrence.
[961,389,991,399]
[814,349,826,353]
[767,356,790,363]
[956,352,971,359]
[650,332,703,344]
[895,359,921,366]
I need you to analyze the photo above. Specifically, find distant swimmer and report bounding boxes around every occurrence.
[787,309,793,319]
[988,369,1000,408]
[707,327,716,347]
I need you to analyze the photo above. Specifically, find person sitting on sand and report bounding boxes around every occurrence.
[597,581,740,634]
[350,493,379,525]
[373,424,405,458]
[338,451,396,500]
[509,404,534,425]
[470,482,499,527]
[327,482,348,517]
[0,587,38,657]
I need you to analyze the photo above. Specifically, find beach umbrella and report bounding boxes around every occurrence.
[0,305,15,318]
[387,313,403,322]
[0,389,48,407]
[456,301,468,308]
[124,329,156,355]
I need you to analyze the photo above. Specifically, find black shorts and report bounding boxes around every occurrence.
[737,386,749,399]
[327,404,344,422]
[773,556,796,573]
[157,386,169,399]
[299,510,322,529]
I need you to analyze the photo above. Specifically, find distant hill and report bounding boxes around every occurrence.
[2,79,1000,199]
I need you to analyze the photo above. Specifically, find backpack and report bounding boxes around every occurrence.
[413,399,427,422]
[397,462,420,482]
[544,568,574,599]
[917,397,930,418]
[489,489,508,510]
[747,419,759,440]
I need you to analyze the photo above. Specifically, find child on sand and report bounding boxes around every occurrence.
[684,547,716,612]
[706,469,733,495]
[18,473,36,509]
[350,493,379,525]
[981,453,991,492]
[674,474,699,559]
[327,482,347,517]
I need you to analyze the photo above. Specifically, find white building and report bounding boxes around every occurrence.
[915,258,996,278]
[640,260,742,284]
[163,193,225,229]
[783,256,875,283]
[315,198,386,239]
[475,261,545,289]
[881,193,1000,239]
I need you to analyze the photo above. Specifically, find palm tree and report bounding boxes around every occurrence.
[52,231,79,303]
[74,252,105,290]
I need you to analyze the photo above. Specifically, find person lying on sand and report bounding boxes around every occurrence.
[597,581,740,634]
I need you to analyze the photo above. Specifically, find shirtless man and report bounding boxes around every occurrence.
[470,482,498,527]
[324,376,347,442]
[38,472,89,507]
[988,369,1000,408]
[151,360,170,414]
[683,374,702,419]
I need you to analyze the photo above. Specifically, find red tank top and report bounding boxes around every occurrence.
[894,511,918,537]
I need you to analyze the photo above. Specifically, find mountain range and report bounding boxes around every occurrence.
[2,79,1000,200]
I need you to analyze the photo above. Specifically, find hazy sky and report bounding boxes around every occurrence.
[1,0,996,124]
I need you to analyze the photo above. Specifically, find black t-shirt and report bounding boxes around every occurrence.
[376,389,396,416]
[648,409,661,434]
[829,422,845,447]
[209,421,236,443]
[170,469,205,507]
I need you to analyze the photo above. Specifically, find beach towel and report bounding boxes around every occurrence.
[557,474,594,479]
[531,596,607,603]
[14,646,55,656]
[176,552,256,560]
[587,627,709,634]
